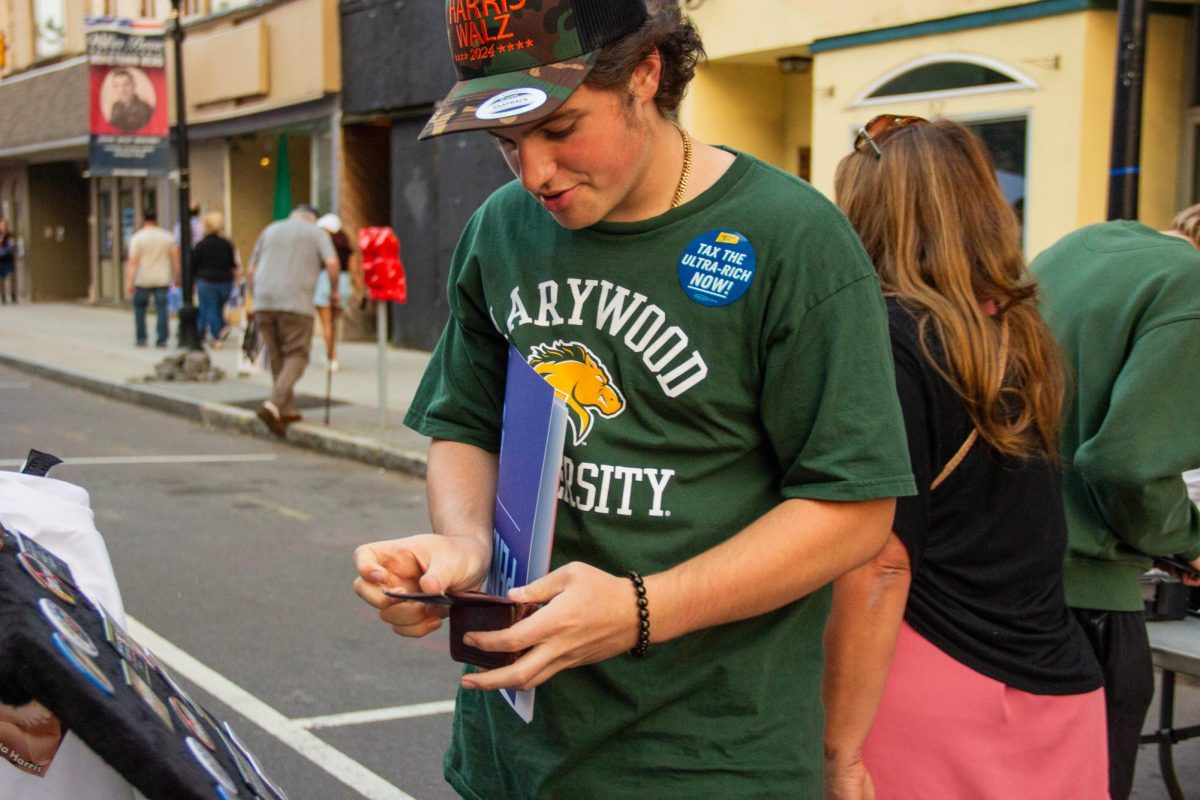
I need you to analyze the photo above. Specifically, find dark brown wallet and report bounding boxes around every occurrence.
[383,589,540,669]
[447,592,540,669]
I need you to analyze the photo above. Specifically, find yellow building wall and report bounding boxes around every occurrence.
[683,62,789,168]
[803,11,1190,257]
[180,0,339,126]
[1077,11,1188,233]
[227,134,311,268]
[688,0,1043,61]
[809,13,1086,256]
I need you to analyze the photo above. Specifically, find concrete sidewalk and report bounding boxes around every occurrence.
[0,303,434,475]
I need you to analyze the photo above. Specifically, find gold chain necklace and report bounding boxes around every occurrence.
[671,122,693,209]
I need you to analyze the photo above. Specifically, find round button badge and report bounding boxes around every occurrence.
[186,735,238,795]
[39,598,98,657]
[50,632,114,696]
[19,552,76,604]
[677,230,757,307]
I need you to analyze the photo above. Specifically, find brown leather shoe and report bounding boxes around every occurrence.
[281,411,302,423]
[256,403,288,437]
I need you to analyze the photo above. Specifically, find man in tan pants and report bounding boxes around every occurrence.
[247,204,338,436]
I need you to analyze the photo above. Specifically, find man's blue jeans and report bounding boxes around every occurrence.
[196,279,233,341]
[133,286,169,346]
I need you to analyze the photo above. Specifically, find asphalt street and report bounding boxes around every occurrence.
[0,363,461,800]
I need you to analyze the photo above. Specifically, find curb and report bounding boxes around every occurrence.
[0,353,428,479]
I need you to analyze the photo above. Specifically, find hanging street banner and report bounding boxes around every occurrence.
[86,17,169,176]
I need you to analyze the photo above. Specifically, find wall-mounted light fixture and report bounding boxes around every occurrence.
[777,55,813,75]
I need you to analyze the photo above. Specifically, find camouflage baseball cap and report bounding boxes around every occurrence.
[420,0,649,140]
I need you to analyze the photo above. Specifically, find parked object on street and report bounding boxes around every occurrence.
[1033,213,1200,800]
[359,225,407,434]
[246,204,338,437]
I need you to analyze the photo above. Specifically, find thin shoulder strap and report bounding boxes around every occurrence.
[931,430,978,490]
[930,319,1010,491]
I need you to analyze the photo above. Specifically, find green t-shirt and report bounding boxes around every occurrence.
[405,151,915,799]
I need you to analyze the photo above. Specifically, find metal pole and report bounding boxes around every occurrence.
[1106,0,1149,221]
[377,300,388,436]
[170,0,201,350]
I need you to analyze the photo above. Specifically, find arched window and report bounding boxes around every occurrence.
[852,54,1036,107]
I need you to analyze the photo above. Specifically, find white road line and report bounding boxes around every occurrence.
[294,701,456,731]
[0,454,278,467]
[126,616,418,800]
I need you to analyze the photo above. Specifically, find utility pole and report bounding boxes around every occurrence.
[1106,0,1148,221]
[170,0,201,350]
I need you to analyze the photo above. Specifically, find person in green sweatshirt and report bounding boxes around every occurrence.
[1032,217,1200,800]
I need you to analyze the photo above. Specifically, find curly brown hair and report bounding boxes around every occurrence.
[584,0,705,119]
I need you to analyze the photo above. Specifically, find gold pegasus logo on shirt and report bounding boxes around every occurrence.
[528,341,625,446]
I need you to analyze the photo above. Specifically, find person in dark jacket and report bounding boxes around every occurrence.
[191,211,239,346]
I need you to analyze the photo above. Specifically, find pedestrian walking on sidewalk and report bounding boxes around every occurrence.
[1033,210,1200,800]
[191,211,239,347]
[353,1,915,797]
[823,116,1106,800]
[313,213,354,372]
[247,204,339,436]
[125,210,176,347]
[0,218,15,304]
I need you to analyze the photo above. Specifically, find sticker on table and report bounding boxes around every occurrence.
[50,632,114,696]
[20,553,77,605]
[677,230,757,307]
[123,661,173,730]
[172,696,215,750]
[212,722,272,800]
[104,615,152,683]
[16,529,77,587]
[223,722,289,800]
[186,735,238,794]
[39,598,98,657]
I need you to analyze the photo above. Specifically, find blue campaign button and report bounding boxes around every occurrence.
[677,230,757,307]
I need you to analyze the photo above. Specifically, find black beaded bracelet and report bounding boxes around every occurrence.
[627,570,650,657]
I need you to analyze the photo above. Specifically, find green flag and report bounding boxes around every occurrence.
[272,133,292,220]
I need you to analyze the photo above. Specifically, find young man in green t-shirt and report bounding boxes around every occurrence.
[353,1,915,797]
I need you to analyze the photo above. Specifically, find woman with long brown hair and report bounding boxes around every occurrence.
[822,117,1107,799]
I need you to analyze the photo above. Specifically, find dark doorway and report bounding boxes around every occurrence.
[28,162,89,301]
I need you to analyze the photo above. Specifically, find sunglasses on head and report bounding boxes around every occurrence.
[854,114,930,158]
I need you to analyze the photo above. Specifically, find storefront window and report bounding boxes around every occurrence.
[963,117,1028,232]
[855,55,1035,108]
[871,62,1014,98]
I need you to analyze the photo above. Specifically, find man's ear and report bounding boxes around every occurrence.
[628,49,663,104]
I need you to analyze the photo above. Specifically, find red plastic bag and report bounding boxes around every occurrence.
[358,226,407,303]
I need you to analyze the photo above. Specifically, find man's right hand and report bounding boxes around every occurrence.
[353,534,491,637]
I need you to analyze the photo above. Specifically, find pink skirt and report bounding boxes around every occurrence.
[863,621,1108,800]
